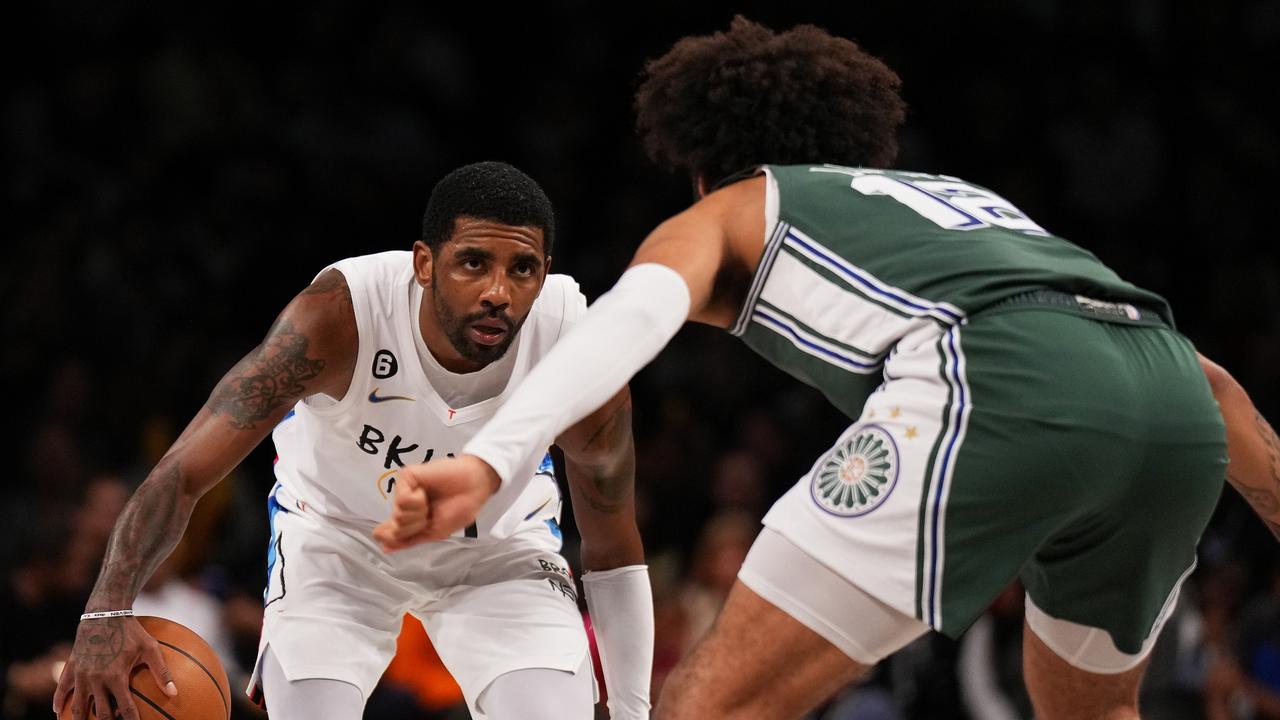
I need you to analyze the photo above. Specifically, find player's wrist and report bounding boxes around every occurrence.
[467,455,501,495]
[80,609,134,621]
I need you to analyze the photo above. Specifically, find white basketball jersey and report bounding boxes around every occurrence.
[270,251,587,540]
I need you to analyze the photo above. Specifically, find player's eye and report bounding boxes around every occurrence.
[512,263,534,277]
[461,257,484,271]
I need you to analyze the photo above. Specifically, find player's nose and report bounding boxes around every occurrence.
[479,273,511,308]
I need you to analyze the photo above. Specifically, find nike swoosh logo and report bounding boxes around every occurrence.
[368,387,415,403]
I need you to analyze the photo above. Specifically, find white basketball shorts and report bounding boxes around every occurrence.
[247,484,593,717]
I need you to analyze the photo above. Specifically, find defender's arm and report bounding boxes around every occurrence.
[557,386,642,570]
[557,386,652,720]
[1199,354,1280,541]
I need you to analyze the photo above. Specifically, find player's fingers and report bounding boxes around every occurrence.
[374,512,427,549]
[52,658,75,714]
[397,465,425,490]
[87,682,112,720]
[69,677,90,720]
[378,532,424,552]
[140,639,178,697]
[372,520,396,545]
[392,482,427,513]
[107,676,141,720]
[389,528,434,550]
[391,491,429,528]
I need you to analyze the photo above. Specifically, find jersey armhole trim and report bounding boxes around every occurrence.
[302,264,371,418]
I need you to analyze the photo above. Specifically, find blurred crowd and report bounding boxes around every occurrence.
[4,2,1278,719]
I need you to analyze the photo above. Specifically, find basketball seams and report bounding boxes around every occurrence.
[157,640,231,720]
[130,687,178,720]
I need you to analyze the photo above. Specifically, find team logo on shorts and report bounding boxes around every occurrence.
[810,424,899,517]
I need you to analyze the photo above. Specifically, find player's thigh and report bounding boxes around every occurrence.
[250,504,409,706]
[657,529,928,720]
[417,530,593,717]
[478,655,594,720]
[1023,619,1148,720]
[258,644,365,720]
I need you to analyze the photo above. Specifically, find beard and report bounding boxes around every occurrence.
[433,287,523,366]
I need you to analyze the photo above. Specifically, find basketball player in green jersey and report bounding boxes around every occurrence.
[375,17,1280,720]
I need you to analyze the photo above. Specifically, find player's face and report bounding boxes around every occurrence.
[414,217,550,372]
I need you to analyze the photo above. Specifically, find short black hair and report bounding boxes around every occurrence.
[635,16,907,189]
[421,161,555,256]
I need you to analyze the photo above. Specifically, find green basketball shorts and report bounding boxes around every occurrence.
[758,298,1226,661]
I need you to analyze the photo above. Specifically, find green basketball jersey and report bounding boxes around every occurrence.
[729,164,1172,418]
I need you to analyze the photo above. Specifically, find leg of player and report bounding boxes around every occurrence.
[656,527,930,719]
[655,582,869,719]
[478,654,594,720]
[259,645,365,719]
[1022,622,1149,720]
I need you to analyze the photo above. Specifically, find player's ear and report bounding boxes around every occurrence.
[413,240,433,287]
[543,255,552,279]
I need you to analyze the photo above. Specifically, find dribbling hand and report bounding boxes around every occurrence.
[373,455,500,551]
[53,616,177,720]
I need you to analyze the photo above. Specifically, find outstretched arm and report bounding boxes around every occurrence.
[1199,354,1280,540]
[373,200,730,547]
[558,387,652,720]
[54,270,356,720]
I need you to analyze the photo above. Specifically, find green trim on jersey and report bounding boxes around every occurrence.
[914,336,954,621]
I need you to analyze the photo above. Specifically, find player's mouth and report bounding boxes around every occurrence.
[467,321,509,346]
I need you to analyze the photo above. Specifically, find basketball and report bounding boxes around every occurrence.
[59,616,231,720]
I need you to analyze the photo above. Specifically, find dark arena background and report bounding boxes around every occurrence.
[4,3,1278,719]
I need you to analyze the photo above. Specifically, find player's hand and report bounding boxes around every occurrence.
[53,615,177,720]
[373,455,501,552]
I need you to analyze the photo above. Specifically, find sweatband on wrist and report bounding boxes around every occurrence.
[583,565,654,720]
[80,610,134,621]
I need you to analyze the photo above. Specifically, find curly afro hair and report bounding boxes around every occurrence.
[635,16,907,189]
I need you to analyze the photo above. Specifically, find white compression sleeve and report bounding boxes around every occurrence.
[583,565,654,720]
[464,263,690,484]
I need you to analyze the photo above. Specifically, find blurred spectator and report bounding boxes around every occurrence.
[709,450,769,519]
[1207,562,1280,719]
[0,515,85,720]
[676,511,759,654]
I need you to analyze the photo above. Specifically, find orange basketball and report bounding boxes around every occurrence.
[59,616,231,720]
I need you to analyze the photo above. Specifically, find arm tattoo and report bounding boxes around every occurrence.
[570,398,635,514]
[79,458,189,669]
[1255,410,1280,540]
[207,318,325,429]
[301,269,352,307]
[1230,409,1280,541]
[74,617,126,671]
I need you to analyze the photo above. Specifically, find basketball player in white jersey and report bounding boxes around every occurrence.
[55,162,654,720]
